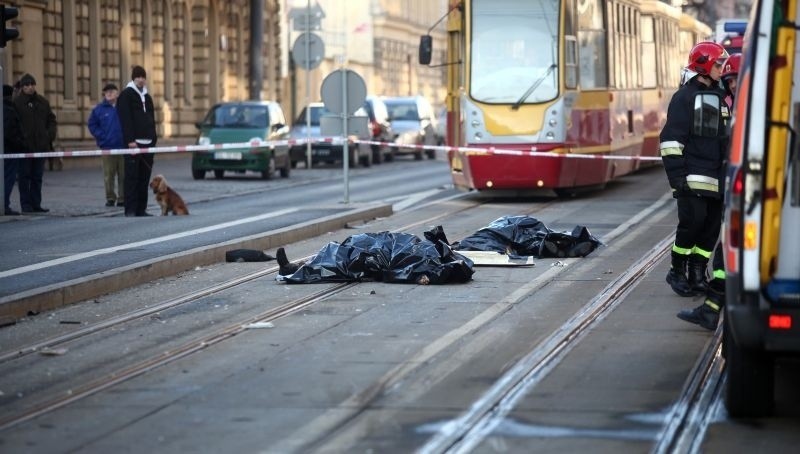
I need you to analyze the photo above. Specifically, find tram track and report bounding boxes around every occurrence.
[0,195,559,431]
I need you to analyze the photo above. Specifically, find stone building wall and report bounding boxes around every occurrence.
[3,0,284,148]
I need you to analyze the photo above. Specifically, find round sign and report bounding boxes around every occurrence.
[320,69,367,115]
[292,32,325,70]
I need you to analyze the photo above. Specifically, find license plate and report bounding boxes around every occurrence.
[214,151,242,160]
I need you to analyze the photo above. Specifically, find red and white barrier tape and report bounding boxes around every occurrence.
[354,139,663,162]
[1,136,662,162]
[0,137,343,160]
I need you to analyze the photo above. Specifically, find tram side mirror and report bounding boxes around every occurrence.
[693,93,723,137]
[419,35,433,65]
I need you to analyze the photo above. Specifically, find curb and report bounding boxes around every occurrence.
[0,203,393,321]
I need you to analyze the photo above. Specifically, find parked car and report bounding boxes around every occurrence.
[383,95,438,160]
[363,96,395,163]
[288,102,372,168]
[192,101,291,180]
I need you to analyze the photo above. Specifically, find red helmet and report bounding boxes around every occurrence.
[687,41,729,75]
[721,53,742,80]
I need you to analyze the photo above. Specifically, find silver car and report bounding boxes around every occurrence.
[383,96,438,160]
[288,102,372,168]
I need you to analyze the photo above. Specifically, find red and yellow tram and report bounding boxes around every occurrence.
[433,0,710,194]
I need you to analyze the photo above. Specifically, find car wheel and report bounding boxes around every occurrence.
[385,149,395,162]
[372,145,384,165]
[414,150,423,160]
[361,147,373,167]
[724,318,775,417]
[192,169,205,180]
[426,149,436,160]
[280,156,291,178]
[214,169,225,179]
[261,155,276,179]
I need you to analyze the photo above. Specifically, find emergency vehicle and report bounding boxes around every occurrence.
[715,18,747,53]
[723,0,800,417]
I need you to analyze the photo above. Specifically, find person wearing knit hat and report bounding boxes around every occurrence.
[88,82,125,208]
[14,73,57,214]
[117,65,157,216]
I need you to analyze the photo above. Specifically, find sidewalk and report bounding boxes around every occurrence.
[3,146,195,218]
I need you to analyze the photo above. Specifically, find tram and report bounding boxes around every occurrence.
[422,0,710,194]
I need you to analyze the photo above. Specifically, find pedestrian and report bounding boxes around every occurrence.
[3,84,26,215]
[88,83,125,207]
[14,73,57,214]
[117,65,157,217]
[659,42,729,300]
[677,52,741,331]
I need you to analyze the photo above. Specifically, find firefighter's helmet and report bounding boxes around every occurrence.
[686,41,729,75]
[722,53,742,81]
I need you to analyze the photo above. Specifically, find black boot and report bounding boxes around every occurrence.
[688,255,709,295]
[276,247,302,275]
[666,254,693,297]
[677,299,720,330]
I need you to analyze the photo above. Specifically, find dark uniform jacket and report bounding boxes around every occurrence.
[116,83,157,147]
[13,92,57,153]
[659,78,729,198]
[4,98,28,153]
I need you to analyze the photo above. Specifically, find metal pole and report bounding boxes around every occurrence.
[248,0,263,100]
[341,69,349,203]
[1,53,6,216]
[305,0,312,169]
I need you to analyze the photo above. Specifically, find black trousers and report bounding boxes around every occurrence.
[4,156,18,209]
[17,157,45,210]
[124,153,154,216]
[675,195,723,257]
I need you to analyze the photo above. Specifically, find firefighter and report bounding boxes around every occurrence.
[677,52,740,330]
[660,41,729,300]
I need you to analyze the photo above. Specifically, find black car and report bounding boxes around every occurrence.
[363,96,395,163]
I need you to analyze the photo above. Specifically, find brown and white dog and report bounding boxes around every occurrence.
[149,174,189,215]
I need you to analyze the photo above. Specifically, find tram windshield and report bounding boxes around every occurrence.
[469,0,559,104]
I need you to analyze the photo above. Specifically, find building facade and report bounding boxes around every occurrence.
[1,0,448,149]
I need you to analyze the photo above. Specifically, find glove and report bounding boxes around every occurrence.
[671,179,695,198]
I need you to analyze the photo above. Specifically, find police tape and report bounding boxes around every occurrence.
[353,140,664,162]
[0,136,663,162]
[0,137,343,160]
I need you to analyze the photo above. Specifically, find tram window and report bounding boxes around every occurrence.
[578,0,607,89]
[566,36,578,89]
[641,16,656,88]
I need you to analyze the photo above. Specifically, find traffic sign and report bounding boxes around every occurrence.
[320,69,366,115]
[292,32,325,71]
[289,2,325,32]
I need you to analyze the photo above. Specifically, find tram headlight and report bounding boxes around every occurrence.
[548,118,558,127]
[545,132,555,140]
[471,119,481,128]
[474,132,483,141]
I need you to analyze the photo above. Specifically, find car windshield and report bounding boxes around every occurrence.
[384,101,419,121]
[203,105,269,128]
[295,106,331,126]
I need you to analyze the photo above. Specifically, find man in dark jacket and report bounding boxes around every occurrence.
[14,73,57,213]
[660,41,729,299]
[3,84,26,215]
[88,83,125,207]
[117,65,157,217]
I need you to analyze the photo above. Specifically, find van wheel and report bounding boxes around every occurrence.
[261,155,276,179]
[214,169,225,179]
[724,318,774,417]
[414,150,423,160]
[192,169,205,180]
[361,148,373,167]
[385,150,395,162]
[426,149,436,160]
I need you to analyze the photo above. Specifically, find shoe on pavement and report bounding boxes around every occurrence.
[677,301,720,331]
[116,201,125,207]
[3,208,20,216]
[135,212,153,217]
[32,207,49,213]
[106,200,115,207]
